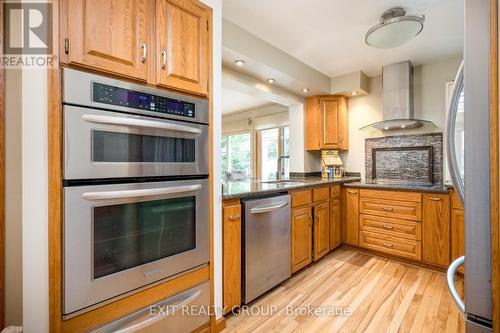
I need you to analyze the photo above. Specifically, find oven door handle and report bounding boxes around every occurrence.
[82,114,202,134]
[82,184,202,201]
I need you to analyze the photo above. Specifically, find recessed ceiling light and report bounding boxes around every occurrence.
[351,91,358,96]
[302,88,310,94]
[266,78,276,84]
[234,60,245,66]
[401,125,406,128]
[384,126,390,130]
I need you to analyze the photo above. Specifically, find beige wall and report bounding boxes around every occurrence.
[342,57,462,180]
[4,69,22,326]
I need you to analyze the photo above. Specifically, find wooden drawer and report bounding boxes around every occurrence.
[359,214,421,241]
[359,231,422,261]
[330,185,341,198]
[359,189,421,203]
[313,187,330,202]
[291,189,312,208]
[359,197,422,221]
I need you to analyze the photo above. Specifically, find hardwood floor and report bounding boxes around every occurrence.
[223,248,464,333]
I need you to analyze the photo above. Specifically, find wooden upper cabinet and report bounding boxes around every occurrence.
[422,193,451,267]
[305,96,348,151]
[67,0,151,81]
[313,202,330,261]
[156,0,209,95]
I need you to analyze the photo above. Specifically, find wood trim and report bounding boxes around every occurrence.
[203,4,215,332]
[62,267,210,333]
[0,1,5,328]
[215,317,226,332]
[490,0,500,330]
[48,0,63,332]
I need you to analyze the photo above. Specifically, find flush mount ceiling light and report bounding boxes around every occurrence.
[234,59,246,66]
[365,7,425,49]
[302,88,310,93]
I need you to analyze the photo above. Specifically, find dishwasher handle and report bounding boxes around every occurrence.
[250,201,289,214]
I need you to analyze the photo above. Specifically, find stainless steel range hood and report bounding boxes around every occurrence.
[360,60,436,132]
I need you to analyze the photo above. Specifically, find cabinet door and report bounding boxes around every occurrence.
[313,202,330,261]
[320,98,340,148]
[156,0,209,95]
[343,189,359,245]
[330,199,341,250]
[422,194,451,266]
[223,202,241,314]
[292,207,312,273]
[451,208,464,273]
[68,0,150,81]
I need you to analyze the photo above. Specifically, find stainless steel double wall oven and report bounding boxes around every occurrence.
[62,69,210,316]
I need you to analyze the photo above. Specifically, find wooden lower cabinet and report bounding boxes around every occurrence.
[451,207,465,274]
[343,189,359,245]
[291,206,313,273]
[422,193,451,267]
[330,199,341,250]
[222,200,241,315]
[313,201,330,261]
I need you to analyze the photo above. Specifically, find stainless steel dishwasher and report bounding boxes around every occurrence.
[242,194,291,303]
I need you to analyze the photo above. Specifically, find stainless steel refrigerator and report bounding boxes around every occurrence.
[445,0,492,331]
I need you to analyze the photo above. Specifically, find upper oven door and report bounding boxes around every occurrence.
[64,106,208,180]
[63,179,209,316]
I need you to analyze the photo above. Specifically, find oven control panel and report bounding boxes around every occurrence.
[92,82,195,118]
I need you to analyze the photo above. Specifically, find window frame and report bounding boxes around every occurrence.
[221,130,254,178]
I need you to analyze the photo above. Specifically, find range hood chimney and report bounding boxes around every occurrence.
[360,60,436,132]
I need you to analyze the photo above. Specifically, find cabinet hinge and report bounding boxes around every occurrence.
[64,38,69,54]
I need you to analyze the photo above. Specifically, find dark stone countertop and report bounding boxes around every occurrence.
[222,176,361,200]
[343,181,450,194]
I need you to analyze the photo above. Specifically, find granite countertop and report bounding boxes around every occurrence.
[222,176,361,200]
[343,181,450,194]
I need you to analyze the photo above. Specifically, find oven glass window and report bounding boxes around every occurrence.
[92,130,196,163]
[93,196,196,279]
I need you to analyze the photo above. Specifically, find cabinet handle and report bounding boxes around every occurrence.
[161,48,167,69]
[429,197,442,201]
[347,190,357,194]
[383,242,393,248]
[310,214,313,227]
[383,207,394,212]
[140,43,147,63]
[383,225,394,230]
[228,215,240,221]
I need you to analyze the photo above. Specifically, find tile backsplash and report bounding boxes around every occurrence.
[365,133,443,185]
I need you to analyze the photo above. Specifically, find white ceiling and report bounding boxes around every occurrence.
[221,88,271,114]
[222,0,464,77]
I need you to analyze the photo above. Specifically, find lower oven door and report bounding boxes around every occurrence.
[91,281,210,333]
[63,179,209,315]
[64,105,209,179]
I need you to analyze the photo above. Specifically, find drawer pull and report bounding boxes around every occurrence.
[430,197,442,201]
[383,225,394,230]
[348,190,357,194]
[383,207,394,212]
[228,215,240,221]
[383,242,393,248]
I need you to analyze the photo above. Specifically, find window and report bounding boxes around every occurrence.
[257,126,289,179]
[221,132,252,180]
